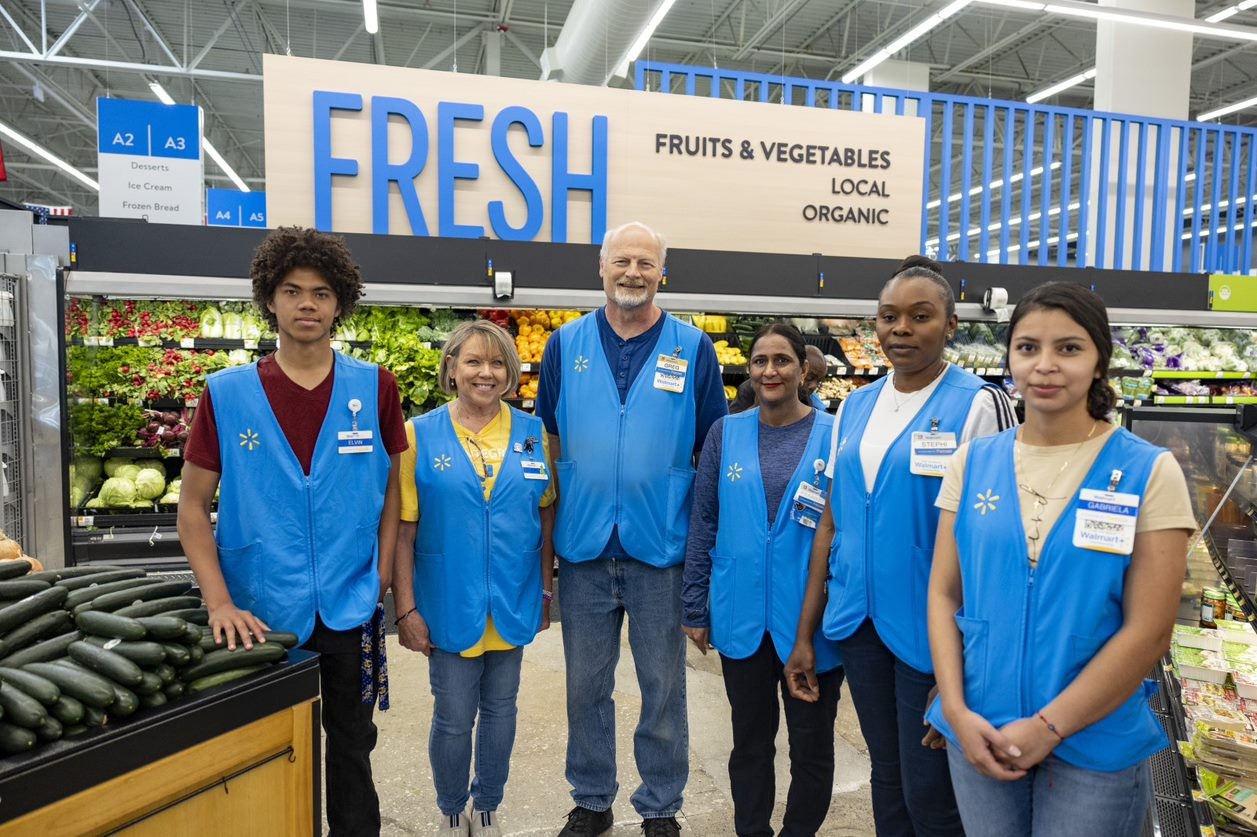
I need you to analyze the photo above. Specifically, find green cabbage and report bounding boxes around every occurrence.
[103,456,134,477]
[158,492,180,505]
[134,468,166,500]
[84,497,104,509]
[98,477,137,508]
[73,455,103,484]
[114,464,143,481]
[200,306,224,338]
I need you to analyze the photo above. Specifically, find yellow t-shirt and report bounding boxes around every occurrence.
[936,426,1197,567]
[400,402,555,657]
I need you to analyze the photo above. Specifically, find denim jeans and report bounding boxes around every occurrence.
[720,633,844,837]
[428,646,525,816]
[838,619,963,837]
[559,556,688,818]
[947,746,1152,837]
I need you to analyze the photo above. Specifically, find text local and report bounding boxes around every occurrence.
[312,92,609,243]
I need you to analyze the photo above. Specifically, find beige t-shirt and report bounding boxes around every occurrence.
[936,426,1197,565]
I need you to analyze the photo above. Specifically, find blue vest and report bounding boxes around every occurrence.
[809,392,827,411]
[925,428,1167,772]
[712,409,842,671]
[211,354,390,644]
[554,311,702,567]
[825,365,987,672]
[410,405,549,653]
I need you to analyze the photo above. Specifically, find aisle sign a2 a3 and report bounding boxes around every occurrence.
[97,97,203,225]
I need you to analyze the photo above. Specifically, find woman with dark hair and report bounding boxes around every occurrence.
[925,282,1195,836]
[682,322,843,837]
[729,378,758,414]
[785,257,1016,837]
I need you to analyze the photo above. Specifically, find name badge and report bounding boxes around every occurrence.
[338,429,374,455]
[521,459,549,480]
[1072,488,1140,554]
[790,481,827,529]
[909,431,958,477]
[653,354,689,393]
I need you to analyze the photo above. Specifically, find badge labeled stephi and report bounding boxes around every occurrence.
[909,430,958,477]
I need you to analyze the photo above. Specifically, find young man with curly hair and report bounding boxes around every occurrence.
[179,226,407,836]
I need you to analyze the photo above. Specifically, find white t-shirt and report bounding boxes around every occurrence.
[824,366,1017,492]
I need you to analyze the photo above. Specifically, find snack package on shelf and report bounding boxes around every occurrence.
[816,377,868,402]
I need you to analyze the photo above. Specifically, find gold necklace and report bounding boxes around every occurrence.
[1014,421,1100,566]
[890,362,947,412]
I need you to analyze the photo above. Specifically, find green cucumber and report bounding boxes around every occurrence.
[186,665,267,695]
[88,581,193,613]
[35,715,62,742]
[181,621,202,644]
[23,662,115,708]
[82,703,106,727]
[179,643,285,682]
[109,683,138,717]
[153,663,176,686]
[0,720,36,753]
[134,616,189,640]
[134,671,163,695]
[114,596,203,619]
[67,641,144,687]
[0,631,82,667]
[138,690,167,709]
[0,579,49,600]
[0,667,59,706]
[75,610,146,641]
[0,681,48,729]
[163,681,184,700]
[164,608,208,625]
[65,577,159,609]
[62,724,88,737]
[50,694,84,725]
[29,565,125,583]
[161,643,191,667]
[2,609,72,652]
[56,569,146,591]
[198,633,219,652]
[83,637,165,667]
[0,586,69,635]
[0,559,33,580]
[259,631,299,649]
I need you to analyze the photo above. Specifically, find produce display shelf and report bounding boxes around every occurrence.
[1113,369,1253,380]
[0,651,320,825]
[71,336,376,351]
[1147,660,1215,837]
[71,510,197,529]
[1204,532,1257,623]
[72,396,197,408]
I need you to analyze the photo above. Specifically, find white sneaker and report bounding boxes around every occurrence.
[469,809,503,837]
[437,810,470,836]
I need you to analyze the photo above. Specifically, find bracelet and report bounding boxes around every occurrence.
[394,607,417,626]
[541,590,554,602]
[1037,711,1064,741]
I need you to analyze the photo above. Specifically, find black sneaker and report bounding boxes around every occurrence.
[558,806,614,837]
[641,817,681,837]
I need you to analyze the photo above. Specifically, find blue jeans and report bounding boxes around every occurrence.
[428,646,524,816]
[947,746,1152,836]
[559,557,688,818]
[838,620,963,837]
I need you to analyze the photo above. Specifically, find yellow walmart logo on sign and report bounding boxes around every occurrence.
[433,455,452,472]
[973,489,1000,515]
[574,355,590,373]
[726,463,743,482]
[238,429,260,451]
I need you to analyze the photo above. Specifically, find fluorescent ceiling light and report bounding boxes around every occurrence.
[0,118,98,191]
[980,0,1046,8]
[363,0,379,35]
[149,81,250,192]
[842,0,971,84]
[627,0,678,63]
[1026,67,1096,103]
[1199,92,1257,121]
[1041,2,1257,41]
[1207,0,1257,24]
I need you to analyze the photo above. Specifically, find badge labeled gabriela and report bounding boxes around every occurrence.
[1072,488,1140,554]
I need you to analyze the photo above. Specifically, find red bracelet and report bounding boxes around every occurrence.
[1037,711,1064,741]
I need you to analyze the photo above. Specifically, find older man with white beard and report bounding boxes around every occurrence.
[535,221,727,837]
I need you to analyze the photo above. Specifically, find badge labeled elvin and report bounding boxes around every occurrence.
[790,481,827,529]
[653,354,689,393]
[338,429,374,454]
[1072,488,1140,554]
[910,431,958,477]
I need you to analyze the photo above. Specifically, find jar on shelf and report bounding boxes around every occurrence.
[1201,587,1226,628]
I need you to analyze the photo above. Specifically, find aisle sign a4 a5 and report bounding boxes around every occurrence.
[263,55,925,259]
[207,189,267,228]
[97,98,203,225]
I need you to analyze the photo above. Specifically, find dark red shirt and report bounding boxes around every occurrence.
[184,354,408,475]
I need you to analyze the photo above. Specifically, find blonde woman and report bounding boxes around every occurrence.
[393,320,556,837]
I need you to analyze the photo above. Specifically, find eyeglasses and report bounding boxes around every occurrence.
[464,436,494,482]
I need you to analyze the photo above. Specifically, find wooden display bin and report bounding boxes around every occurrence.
[0,651,320,836]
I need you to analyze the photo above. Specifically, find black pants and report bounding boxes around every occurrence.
[303,619,380,837]
[720,633,844,837]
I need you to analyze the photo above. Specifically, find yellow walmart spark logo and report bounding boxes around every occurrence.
[726,463,743,482]
[574,355,590,373]
[974,489,1000,515]
[433,455,452,472]
[238,429,260,451]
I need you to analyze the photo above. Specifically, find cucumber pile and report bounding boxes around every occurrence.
[0,560,296,757]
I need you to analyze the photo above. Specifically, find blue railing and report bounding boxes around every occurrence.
[636,61,1257,275]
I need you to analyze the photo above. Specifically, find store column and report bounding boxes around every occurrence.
[861,60,928,116]
[1087,0,1192,269]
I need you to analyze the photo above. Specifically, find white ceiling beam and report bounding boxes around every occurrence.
[0,3,38,55]
[0,51,259,82]
[503,28,539,69]
[730,0,812,61]
[120,0,182,68]
[46,0,102,58]
[190,0,254,70]
[421,24,483,72]
[332,23,364,61]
